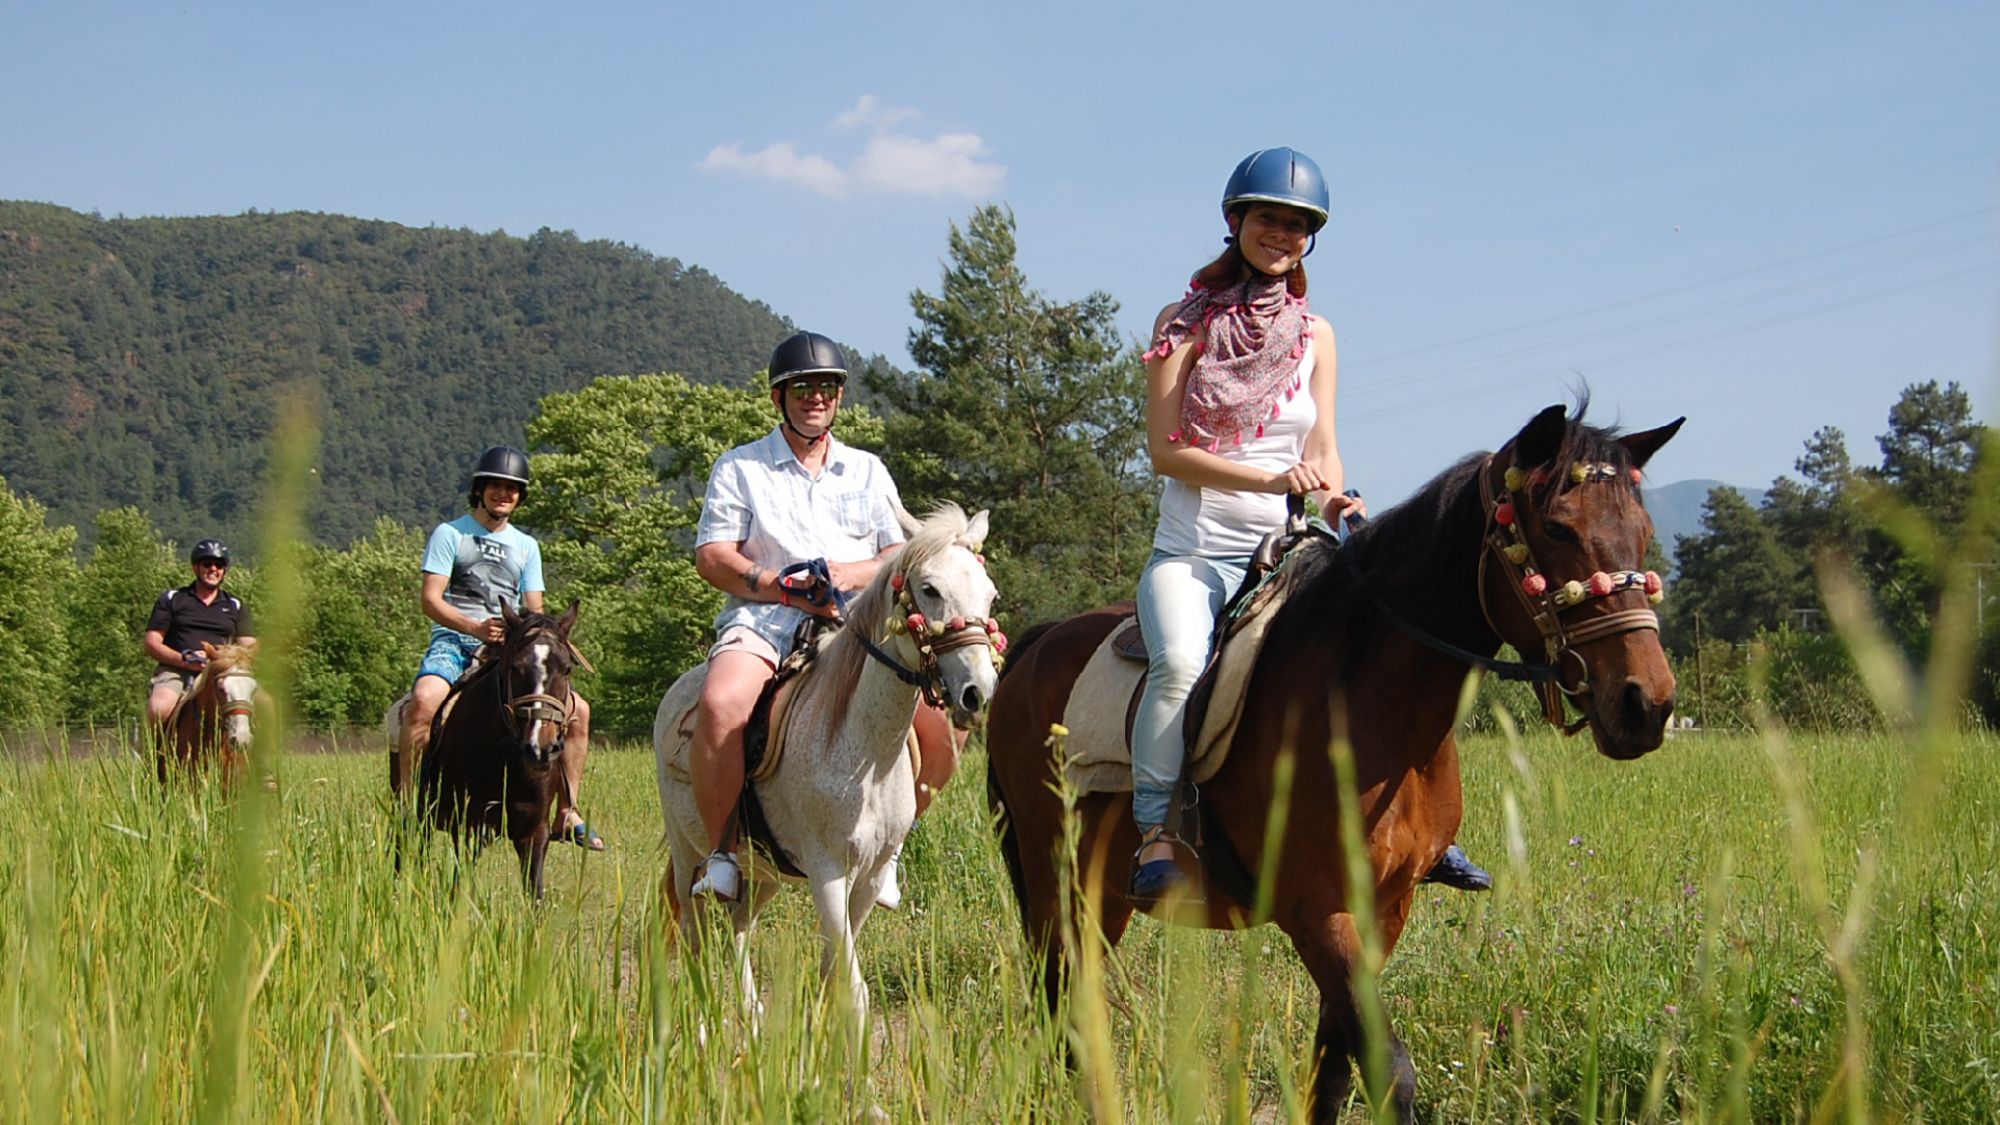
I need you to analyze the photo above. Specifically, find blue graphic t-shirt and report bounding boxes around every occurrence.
[422,515,545,639]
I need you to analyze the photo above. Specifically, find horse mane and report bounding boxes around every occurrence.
[205,642,256,674]
[792,503,977,738]
[1276,402,1644,645]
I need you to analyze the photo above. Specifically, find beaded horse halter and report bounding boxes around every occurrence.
[1477,456,1665,733]
[866,561,1007,711]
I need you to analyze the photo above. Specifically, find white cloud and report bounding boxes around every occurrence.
[698,141,847,198]
[700,99,1005,200]
[850,131,1005,198]
[833,95,917,132]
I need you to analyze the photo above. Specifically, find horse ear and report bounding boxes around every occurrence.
[1619,417,1685,470]
[501,601,520,627]
[963,510,990,553]
[894,503,922,538]
[201,641,219,658]
[558,600,580,635]
[1512,404,1569,468]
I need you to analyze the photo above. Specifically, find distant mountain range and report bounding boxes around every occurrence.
[0,202,890,548]
[1644,478,1767,559]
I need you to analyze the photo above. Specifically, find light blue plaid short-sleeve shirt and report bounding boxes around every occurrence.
[696,427,905,648]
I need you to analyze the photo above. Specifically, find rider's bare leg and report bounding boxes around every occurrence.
[911,702,963,818]
[691,650,774,850]
[556,694,597,844]
[395,674,450,795]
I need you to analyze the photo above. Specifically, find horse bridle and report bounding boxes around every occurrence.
[208,667,257,723]
[1473,455,1664,733]
[862,562,1005,711]
[494,625,580,739]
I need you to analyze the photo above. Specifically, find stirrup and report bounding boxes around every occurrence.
[691,851,742,903]
[1127,826,1195,906]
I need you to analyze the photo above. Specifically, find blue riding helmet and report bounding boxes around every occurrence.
[1222,148,1330,233]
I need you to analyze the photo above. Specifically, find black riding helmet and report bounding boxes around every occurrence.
[191,539,230,565]
[468,445,531,509]
[768,330,848,388]
[769,331,847,443]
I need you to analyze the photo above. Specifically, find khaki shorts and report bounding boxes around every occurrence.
[708,626,781,669]
[150,669,194,694]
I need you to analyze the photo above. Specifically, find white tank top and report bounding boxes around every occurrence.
[1153,339,1318,558]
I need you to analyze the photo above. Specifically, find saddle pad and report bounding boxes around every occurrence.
[1057,597,1283,798]
[655,664,803,785]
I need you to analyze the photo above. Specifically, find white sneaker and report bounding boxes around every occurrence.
[691,851,741,903]
[876,846,903,910]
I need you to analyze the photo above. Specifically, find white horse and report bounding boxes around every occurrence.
[653,503,1000,1030]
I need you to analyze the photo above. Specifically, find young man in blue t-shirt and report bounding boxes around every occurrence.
[392,446,602,849]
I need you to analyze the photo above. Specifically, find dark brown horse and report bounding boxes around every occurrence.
[156,640,259,786]
[986,405,1683,1121]
[418,602,581,898]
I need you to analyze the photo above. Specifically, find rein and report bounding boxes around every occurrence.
[780,554,1004,712]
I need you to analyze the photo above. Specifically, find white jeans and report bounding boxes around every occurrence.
[1131,550,1249,828]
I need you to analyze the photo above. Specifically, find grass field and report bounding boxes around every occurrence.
[1,724,1994,1123]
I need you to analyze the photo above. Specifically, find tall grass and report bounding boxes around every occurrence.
[0,723,1991,1121]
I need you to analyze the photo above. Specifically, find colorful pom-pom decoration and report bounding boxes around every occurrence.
[1504,466,1526,492]
[984,618,1000,634]
[1495,502,1517,527]
[1629,467,1643,485]
[1649,590,1665,605]
[1644,571,1663,595]
[1570,462,1590,484]
[890,572,906,592]
[929,620,948,637]
[1504,543,1530,565]
[1563,579,1587,604]
[1589,571,1616,597]
[1522,574,1548,597]
[906,613,927,635]
[994,635,1009,654]
[993,654,1006,672]
[886,616,906,636]
[947,615,966,632]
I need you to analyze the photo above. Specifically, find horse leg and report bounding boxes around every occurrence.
[807,870,869,1041]
[1283,908,1417,1124]
[517,821,551,899]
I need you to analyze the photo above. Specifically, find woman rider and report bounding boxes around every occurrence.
[1129,147,1490,903]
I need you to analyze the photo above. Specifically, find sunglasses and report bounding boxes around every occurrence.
[196,559,228,569]
[785,379,844,399]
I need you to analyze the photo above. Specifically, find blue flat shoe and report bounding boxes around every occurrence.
[1422,843,1492,892]
[1128,827,1192,906]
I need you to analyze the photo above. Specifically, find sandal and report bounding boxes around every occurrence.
[562,818,606,851]
[1128,825,1189,906]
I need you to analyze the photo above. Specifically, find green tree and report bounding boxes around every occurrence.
[1877,380,1979,529]
[294,519,431,728]
[0,475,78,727]
[62,507,178,727]
[866,205,1152,626]
[1764,426,1865,559]
[1667,487,1803,648]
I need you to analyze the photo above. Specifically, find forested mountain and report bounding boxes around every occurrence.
[0,201,875,548]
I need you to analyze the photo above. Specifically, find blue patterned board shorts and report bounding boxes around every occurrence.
[414,630,483,689]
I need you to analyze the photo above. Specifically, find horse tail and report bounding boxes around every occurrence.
[986,749,1034,947]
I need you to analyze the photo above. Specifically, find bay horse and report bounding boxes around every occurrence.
[418,602,581,899]
[986,405,1683,1122]
[156,640,259,786]
[653,503,1000,1034]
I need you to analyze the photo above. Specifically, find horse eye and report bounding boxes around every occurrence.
[921,583,941,599]
[1544,521,1579,543]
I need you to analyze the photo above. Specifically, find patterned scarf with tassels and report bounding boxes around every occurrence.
[1142,270,1311,452]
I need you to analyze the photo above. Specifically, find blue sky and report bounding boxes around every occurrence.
[5,0,1995,505]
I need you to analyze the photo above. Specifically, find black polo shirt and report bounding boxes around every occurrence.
[146,584,256,670]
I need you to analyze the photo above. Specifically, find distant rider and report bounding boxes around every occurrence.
[144,538,257,734]
[394,446,603,850]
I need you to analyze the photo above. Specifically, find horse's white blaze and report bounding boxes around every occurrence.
[525,642,554,750]
[221,671,257,746]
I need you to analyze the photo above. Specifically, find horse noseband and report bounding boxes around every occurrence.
[1478,457,1664,732]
